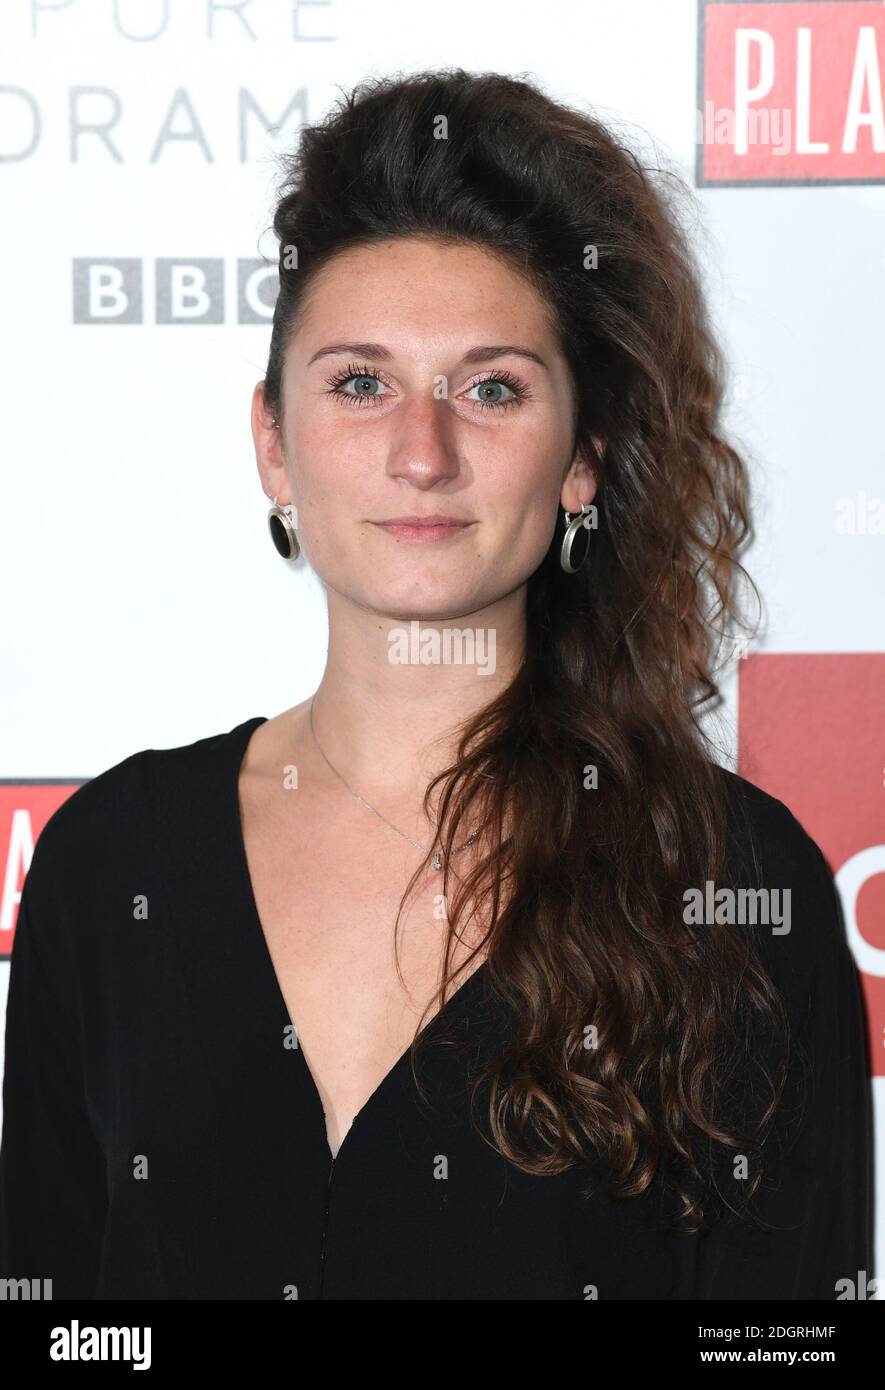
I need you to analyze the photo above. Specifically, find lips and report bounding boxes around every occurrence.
[370,516,475,543]
[372,515,472,527]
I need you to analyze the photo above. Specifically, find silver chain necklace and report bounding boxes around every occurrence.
[308,696,479,870]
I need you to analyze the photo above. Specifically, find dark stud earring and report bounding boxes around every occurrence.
[267,494,300,560]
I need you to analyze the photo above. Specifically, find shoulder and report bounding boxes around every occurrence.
[24,716,265,899]
[710,763,851,993]
[714,763,833,885]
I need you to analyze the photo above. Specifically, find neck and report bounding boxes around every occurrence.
[309,587,526,805]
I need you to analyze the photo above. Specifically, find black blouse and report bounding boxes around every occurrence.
[0,716,872,1299]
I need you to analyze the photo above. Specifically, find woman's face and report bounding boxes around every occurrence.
[254,236,597,621]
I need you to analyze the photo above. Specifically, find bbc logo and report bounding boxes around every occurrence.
[72,258,279,324]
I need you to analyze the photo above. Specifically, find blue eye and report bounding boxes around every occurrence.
[324,366,390,407]
[347,374,385,397]
[461,372,525,408]
[469,378,511,405]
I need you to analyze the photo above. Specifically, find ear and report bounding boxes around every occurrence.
[251,381,290,505]
[560,434,605,514]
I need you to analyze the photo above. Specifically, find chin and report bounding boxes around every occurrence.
[372,594,481,624]
[352,579,484,622]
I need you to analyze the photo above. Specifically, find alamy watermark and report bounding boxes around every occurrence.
[683,880,791,935]
[387,620,496,675]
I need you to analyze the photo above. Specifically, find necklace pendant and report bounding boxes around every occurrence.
[432,851,443,870]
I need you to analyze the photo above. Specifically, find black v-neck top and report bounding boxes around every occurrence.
[0,716,872,1300]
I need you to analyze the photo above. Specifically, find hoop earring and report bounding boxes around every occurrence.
[559,503,594,574]
[267,495,300,560]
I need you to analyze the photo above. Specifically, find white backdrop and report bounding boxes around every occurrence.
[1,0,882,1290]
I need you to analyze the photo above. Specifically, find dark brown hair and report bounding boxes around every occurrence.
[262,68,789,1233]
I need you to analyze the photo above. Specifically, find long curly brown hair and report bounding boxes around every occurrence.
[261,68,790,1234]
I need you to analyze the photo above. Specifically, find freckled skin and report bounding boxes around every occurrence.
[251,235,600,625]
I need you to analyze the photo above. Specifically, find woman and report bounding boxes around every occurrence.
[0,68,871,1300]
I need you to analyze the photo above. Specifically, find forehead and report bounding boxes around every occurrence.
[290,236,561,359]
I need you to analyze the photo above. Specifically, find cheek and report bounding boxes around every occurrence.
[289,406,333,463]
[491,448,567,557]
[490,436,566,515]
[288,417,368,509]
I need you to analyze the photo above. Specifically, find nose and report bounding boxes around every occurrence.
[384,391,462,490]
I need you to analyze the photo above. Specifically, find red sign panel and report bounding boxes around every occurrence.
[0,781,86,961]
[698,1,885,184]
[738,652,885,1074]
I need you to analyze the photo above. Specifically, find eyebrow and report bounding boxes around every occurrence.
[305,342,550,370]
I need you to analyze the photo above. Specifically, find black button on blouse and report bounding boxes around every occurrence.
[0,716,872,1299]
